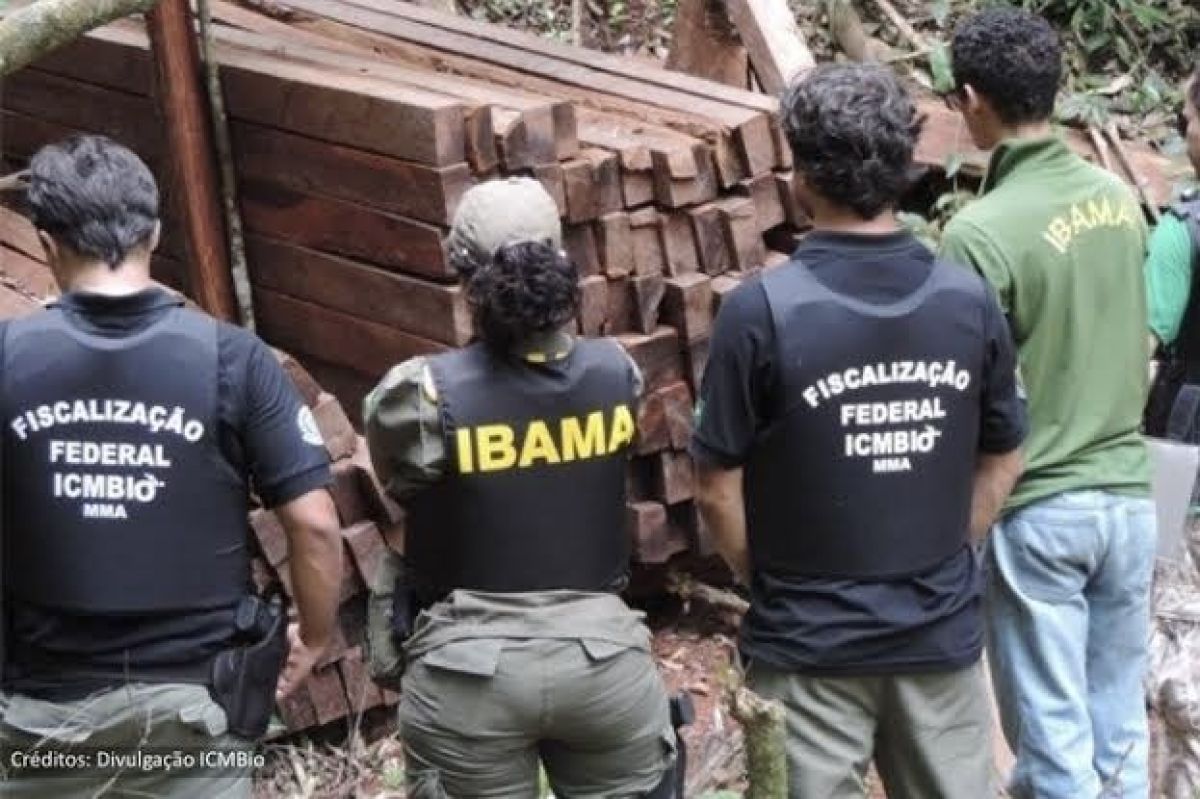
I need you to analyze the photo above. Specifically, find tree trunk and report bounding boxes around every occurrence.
[0,0,160,76]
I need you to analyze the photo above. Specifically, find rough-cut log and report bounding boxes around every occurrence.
[577,275,608,337]
[654,450,695,505]
[580,148,623,216]
[627,500,688,564]
[606,275,636,335]
[147,0,239,322]
[666,0,748,88]
[661,213,701,277]
[630,208,667,276]
[617,327,685,392]
[564,223,601,278]
[563,157,599,224]
[636,390,671,455]
[0,0,159,77]
[717,196,766,272]
[723,0,814,95]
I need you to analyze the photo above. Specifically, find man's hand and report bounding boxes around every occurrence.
[970,449,1024,542]
[695,464,751,584]
[276,622,326,700]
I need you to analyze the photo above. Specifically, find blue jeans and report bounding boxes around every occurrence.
[986,490,1156,799]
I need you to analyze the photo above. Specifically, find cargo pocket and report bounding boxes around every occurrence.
[403,639,504,735]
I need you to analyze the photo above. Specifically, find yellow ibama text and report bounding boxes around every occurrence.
[455,405,635,473]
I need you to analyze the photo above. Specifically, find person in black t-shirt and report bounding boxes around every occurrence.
[693,65,1027,798]
[0,135,342,799]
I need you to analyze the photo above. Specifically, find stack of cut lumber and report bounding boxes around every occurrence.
[0,204,402,733]
[0,1,1173,569]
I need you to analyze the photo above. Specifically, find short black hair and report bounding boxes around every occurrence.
[951,8,1062,125]
[780,63,922,219]
[466,241,579,353]
[26,135,159,267]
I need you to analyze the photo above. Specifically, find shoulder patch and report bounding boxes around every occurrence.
[297,406,324,447]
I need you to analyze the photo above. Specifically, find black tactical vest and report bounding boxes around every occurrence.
[746,259,989,579]
[2,303,250,612]
[404,339,636,594]
[1145,199,1200,439]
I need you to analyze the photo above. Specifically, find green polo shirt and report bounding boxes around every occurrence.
[940,136,1151,510]
[1144,212,1193,345]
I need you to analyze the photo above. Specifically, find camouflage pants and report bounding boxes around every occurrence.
[0,683,253,799]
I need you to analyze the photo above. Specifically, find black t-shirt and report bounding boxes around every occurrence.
[692,230,1026,675]
[2,289,332,698]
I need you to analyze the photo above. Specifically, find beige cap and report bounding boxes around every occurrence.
[446,178,562,272]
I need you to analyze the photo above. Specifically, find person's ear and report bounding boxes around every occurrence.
[37,230,60,266]
[148,220,162,253]
[962,85,985,117]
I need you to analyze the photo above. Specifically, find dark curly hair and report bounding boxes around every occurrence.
[466,241,579,353]
[951,8,1062,125]
[779,63,922,219]
[27,135,159,268]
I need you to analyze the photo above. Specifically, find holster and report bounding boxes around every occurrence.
[209,590,288,739]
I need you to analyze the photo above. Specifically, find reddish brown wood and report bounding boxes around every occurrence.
[622,170,655,208]
[329,458,370,526]
[531,163,567,216]
[717,196,765,271]
[278,683,319,730]
[146,0,238,321]
[564,223,601,278]
[313,392,358,460]
[660,213,701,277]
[0,205,46,262]
[231,121,472,226]
[736,171,786,231]
[342,520,387,587]
[239,179,455,281]
[775,171,808,228]
[658,382,695,449]
[577,275,608,337]
[627,500,688,564]
[254,289,446,378]
[630,208,666,276]
[636,390,670,455]
[563,157,599,224]
[305,663,351,726]
[654,450,695,505]
[710,274,742,312]
[246,236,472,346]
[666,0,750,88]
[689,203,733,276]
[651,145,719,208]
[0,245,57,299]
[249,509,289,567]
[605,275,636,335]
[617,326,685,392]
[338,647,388,714]
[580,148,623,216]
[299,357,376,430]
[350,443,405,528]
[683,337,710,393]
[597,213,634,278]
[662,273,714,342]
[630,274,666,335]
[275,350,324,407]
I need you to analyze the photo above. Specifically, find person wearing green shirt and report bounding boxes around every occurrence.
[938,9,1156,799]
[1144,68,1200,436]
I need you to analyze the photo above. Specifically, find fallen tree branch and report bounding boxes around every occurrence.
[668,571,750,616]
[869,0,926,51]
[0,0,160,76]
[729,685,788,798]
[827,0,895,63]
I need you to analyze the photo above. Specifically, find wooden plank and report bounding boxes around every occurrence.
[230,121,472,226]
[575,108,702,178]
[597,213,634,279]
[577,275,608,337]
[622,170,655,209]
[302,357,375,431]
[276,350,324,408]
[636,390,670,454]
[605,276,635,335]
[630,208,666,276]
[239,179,455,281]
[723,0,815,95]
[562,157,598,224]
[627,500,688,564]
[736,171,786,231]
[717,196,766,271]
[653,450,696,505]
[617,326,684,392]
[652,146,719,208]
[658,381,695,450]
[689,203,733,276]
[313,392,358,461]
[711,274,742,312]
[305,663,351,726]
[0,206,44,263]
[564,223,601,278]
[210,12,573,167]
[2,69,164,159]
[666,0,749,88]
[683,336,710,393]
[580,148,623,216]
[284,0,771,180]
[0,245,57,299]
[338,647,387,714]
[249,509,289,567]
[775,171,807,228]
[147,0,239,322]
[254,289,446,378]
[660,212,701,277]
[662,273,713,343]
[246,236,472,346]
[531,163,567,217]
[630,274,665,335]
[343,520,387,587]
